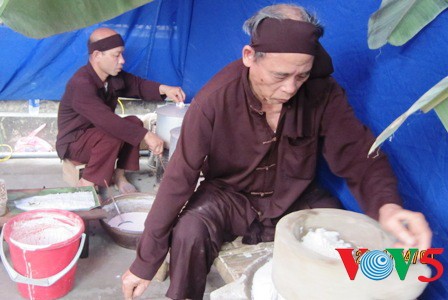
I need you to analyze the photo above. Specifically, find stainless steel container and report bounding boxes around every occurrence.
[155,104,188,149]
[169,126,181,159]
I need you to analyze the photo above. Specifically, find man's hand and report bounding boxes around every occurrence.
[122,269,151,300]
[379,203,432,250]
[159,84,186,103]
[144,131,164,155]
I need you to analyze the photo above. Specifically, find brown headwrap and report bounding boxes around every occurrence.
[88,34,124,54]
[250,18,333,78]
[251,18,319,54]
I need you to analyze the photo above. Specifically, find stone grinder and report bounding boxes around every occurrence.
[272,209,431,299]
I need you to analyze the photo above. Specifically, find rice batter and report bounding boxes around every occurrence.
[107,212,147,232]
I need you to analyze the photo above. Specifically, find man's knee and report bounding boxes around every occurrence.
[94,132,125,150]
[172,215,209,246]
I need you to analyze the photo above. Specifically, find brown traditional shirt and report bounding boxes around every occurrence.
[56,62,163,159]
[131,59,402,279]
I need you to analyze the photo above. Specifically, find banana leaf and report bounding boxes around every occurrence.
[0,0,153,39]
[369,76,448,155]
[434,99,448,132]
[368,0,448,49]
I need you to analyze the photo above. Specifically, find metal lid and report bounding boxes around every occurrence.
[156,104,189,118]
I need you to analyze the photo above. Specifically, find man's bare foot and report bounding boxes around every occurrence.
[77,177,95,187]
[76,177,100,196]
[116,181,138,194]
[113,169,138,194]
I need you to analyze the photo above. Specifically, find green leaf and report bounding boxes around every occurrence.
[368,0,448,49]
[434,99,448,132]
[0,0,153,39]
[369,76,448,155]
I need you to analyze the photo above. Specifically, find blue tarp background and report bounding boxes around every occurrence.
[0,0,447,297]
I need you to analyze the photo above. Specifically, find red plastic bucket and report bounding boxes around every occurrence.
[0,209,85,300]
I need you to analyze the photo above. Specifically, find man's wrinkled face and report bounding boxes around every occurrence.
[245,50,314,105]
[98,46,125,77]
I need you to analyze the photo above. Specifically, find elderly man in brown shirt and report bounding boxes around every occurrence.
[122,4,432,299]
[56,28,185,193]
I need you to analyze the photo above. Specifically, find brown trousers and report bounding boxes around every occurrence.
[166,182,342,299]
[66,116,143,187]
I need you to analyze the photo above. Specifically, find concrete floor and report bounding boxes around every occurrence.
[0,157,226,300]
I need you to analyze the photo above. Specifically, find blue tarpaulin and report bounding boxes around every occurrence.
[0,0,447,297]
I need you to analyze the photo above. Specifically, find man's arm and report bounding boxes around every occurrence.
[72,80,148,146]
[121,71,186,103]
[124,98,212,283]
[319,79,401,218]
[319,79,432,247]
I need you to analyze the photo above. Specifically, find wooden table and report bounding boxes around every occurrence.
[0,186,108,258]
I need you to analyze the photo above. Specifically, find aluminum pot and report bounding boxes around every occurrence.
[156,104,188,149]
[169,126,181,159]
[100,193,154,250]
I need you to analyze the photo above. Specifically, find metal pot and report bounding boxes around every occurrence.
[155,104,188,149]
[100,193,154,250]
[169,126,181,159]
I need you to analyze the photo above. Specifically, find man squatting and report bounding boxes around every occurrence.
[56,28,186,194]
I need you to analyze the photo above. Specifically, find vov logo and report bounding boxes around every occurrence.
[336,248,444,282]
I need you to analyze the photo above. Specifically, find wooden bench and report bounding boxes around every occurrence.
[62,159,86,187]
[209,238,274,299]
[152,237,274,285]
[213,237,274,284]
